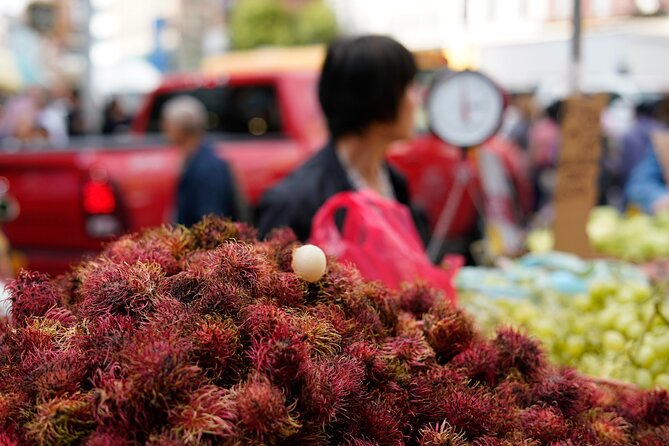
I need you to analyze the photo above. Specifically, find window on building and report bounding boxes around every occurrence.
[488,0,497,21]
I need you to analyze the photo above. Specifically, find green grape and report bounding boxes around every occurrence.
[602,330,627,352]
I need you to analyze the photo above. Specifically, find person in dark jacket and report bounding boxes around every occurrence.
[162,95,238,227]
[258,35,427,242]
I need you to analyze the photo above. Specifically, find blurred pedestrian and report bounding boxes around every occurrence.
[66,88,86,136]
[102,98,131,135]
[619,101,664,186]
[258,35,428,242]
[528,101,562,212]
[162,95,240,227]
[625,145,669,214]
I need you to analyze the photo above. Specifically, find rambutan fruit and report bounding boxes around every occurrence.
[78,260,164,318]
[342,437,381,446]
[299,356,365,424]
[437,386,501,439]
[0,431,19,446]
[494,375,533,409]
[345,341,397,386]
[292,312,342,358]
[84,428,131,446]
[342,395,406,446]
[205,242,274,302]
[25,393,95,446]
[190,316,241,384]
[168,385,236,444]
[238,302,293,342]
[635,425,669,446]
[263,227,299,272]
[43,307,77,327]
[398,282,443,318]
[417,421,468,446]
[7,270,62,325]
[229,375,301,443]
[159,271,203,305]
[584,410,631,446]
[307,303,356,343]
[108,225,193,272]
[450,341,499,386]
[530,369,592,418]
[74,314,135,370]
[269,272,305,308]
[381,333,435,371]
[249,333,308,387]
[493,327,546,381]
[32,349,88,401]
[190,217,256,249]
[632,389,669,426]
[194,279,247,317]
[519,406,569,443]
[423,302,476,364]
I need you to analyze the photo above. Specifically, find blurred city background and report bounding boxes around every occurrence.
[1,0,669,276]
[0,0,668,137]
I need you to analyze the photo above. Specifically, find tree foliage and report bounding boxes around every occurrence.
[230,0,338,50]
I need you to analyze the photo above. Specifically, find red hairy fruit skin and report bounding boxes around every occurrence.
[25,393,95,446]
[339,395,407,446]
[230,375,301,444]
[398,282,443,318]
[263,227,300,272]
[249,332,308,388]
[103,225,192,276]
[190,316,241,384]
[423,301,476,364]
[635,425,669,446]
[632,389,669,426]
[43,307,77,327]
[84,428,131,446]
[451,340,499,387]
[167,385,236,444]
[493,327,547,381]
[159,270,203,305]
[520,406,569,443]
[530,369,593,418]
[190,216,256,250]
[298,356,365,425]
[584,410,632,446]
[417,421,468,446]
[8,270,63,325]
[3,217,669,444]
[78,260,164,318]
[381,332,435,371]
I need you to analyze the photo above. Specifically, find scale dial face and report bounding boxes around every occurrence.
[427,70,505,148]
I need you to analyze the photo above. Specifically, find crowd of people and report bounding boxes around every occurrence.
[0,86,132,150]
[502,91,669,219]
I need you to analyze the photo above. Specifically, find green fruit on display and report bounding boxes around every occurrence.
[458,254,669,390]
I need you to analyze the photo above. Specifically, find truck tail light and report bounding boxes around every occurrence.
[82,177,124,238]
[83,180,116,214]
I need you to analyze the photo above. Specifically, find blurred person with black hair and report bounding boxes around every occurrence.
[620,100,664,186]
[102,98,131,135]
[257,35,427,242]
[528,101,562,212]
[162,95,244,227]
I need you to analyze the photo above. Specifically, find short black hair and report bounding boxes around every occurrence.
[318,35,417,139]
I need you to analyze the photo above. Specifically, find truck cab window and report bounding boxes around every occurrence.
[147,85,282,137]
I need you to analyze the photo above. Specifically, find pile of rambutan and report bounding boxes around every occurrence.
[1,216,668,445]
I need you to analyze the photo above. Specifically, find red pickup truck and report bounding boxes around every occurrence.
[0,71,531,276]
